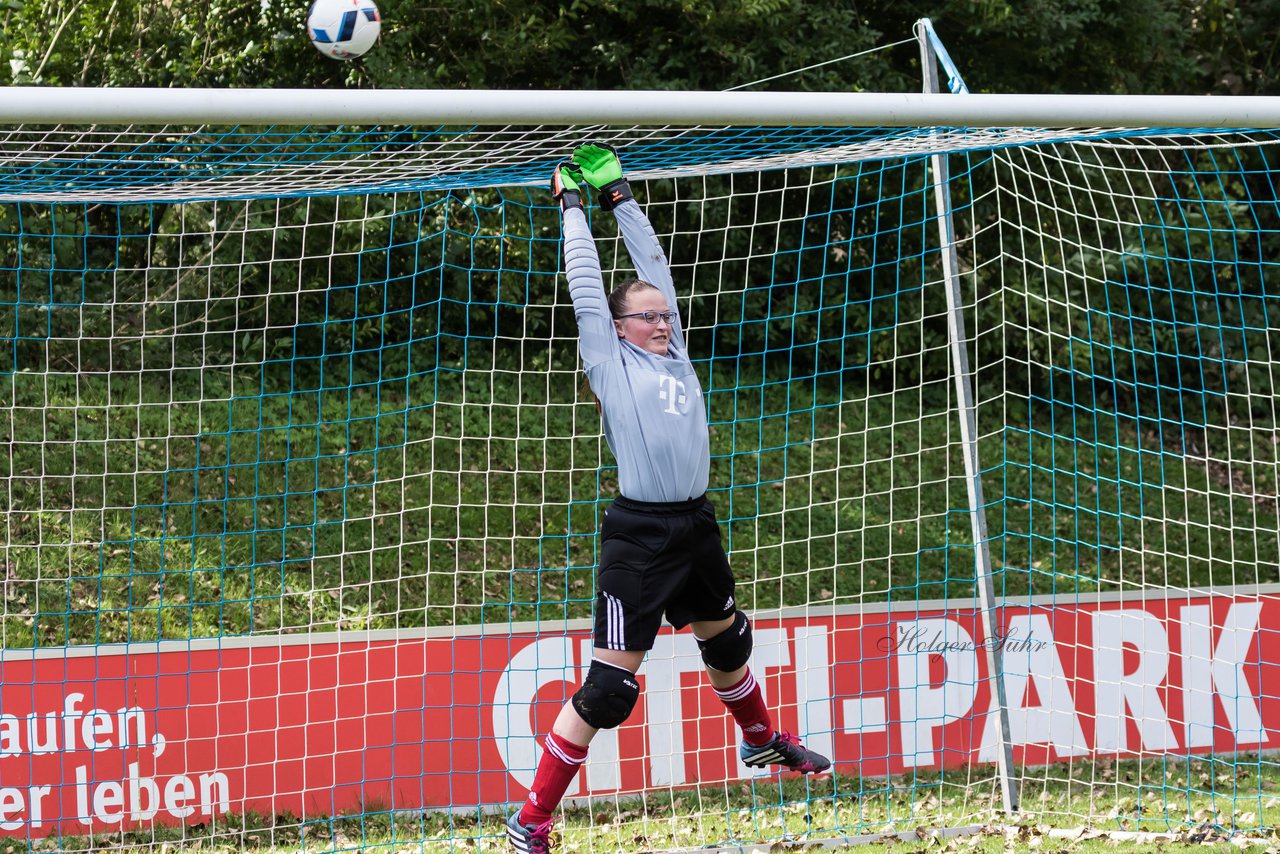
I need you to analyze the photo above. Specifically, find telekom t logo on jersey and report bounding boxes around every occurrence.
[657,375,688,415]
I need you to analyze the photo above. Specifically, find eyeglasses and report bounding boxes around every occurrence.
[616,310,677,325]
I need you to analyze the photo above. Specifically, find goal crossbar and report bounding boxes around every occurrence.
[3,87,1280,128]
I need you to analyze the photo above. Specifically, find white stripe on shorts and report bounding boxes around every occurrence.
[603,591,624,649]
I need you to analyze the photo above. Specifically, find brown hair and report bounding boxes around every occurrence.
[607,278,660,319]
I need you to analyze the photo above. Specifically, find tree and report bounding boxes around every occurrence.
[4,1,1276,95]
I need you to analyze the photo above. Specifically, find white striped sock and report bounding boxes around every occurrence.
[544,734,587,766]
[714,672,757,703]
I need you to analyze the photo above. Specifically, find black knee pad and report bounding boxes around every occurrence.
[697,610,753,672]
[571,660,640,730]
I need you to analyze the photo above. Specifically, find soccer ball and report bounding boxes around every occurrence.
[307,0,381,60]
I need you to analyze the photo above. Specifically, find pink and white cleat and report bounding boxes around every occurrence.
[740,731,832,774]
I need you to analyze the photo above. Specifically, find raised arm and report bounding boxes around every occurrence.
[571,143,685,353]
[610,200,683,349]
[553,163,618,371]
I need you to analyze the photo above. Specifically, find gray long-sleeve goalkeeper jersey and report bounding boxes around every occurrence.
[563,199,710,503]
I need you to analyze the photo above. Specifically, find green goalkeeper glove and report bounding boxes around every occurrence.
[571,142,633,211]
[551,162,584,211]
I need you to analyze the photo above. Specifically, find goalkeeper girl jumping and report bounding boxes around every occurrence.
[507,143,831,854]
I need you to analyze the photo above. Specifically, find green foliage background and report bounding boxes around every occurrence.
[2,0,1279,95]
[2,1,1280,649]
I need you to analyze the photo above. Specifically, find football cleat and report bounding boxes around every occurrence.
[506,812,556,854]
[740,731,832,774]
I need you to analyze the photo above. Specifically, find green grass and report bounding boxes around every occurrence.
[29,756,1278,852]
[1,356,1277,648]
[3,355,1278,851]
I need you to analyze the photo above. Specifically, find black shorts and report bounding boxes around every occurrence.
[593,494,737,652]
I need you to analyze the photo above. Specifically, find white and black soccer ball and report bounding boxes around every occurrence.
[307,0,381,60]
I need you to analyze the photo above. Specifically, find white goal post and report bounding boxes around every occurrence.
[2,87,1280,127]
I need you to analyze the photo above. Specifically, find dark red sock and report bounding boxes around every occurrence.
[519,731,589,826]
[714,669,774,747]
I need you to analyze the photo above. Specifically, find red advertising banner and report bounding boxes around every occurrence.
[0,590,1274,836]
